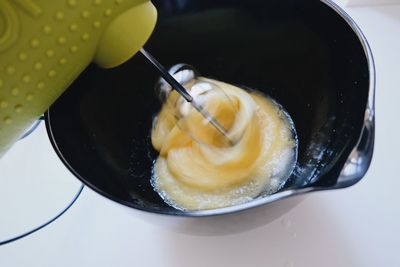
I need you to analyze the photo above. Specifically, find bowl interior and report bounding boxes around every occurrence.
[46,0,369,215]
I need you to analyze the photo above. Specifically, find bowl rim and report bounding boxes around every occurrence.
[45,0,375,217]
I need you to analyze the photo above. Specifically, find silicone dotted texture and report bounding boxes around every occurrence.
[0,0,128,127]
[22,75,31,83]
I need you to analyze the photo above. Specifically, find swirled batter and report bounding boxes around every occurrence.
[151,78,297,211]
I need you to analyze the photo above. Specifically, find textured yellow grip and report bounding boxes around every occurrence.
[0,0,157,157]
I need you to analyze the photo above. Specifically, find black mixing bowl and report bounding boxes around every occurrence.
[45,0,375,216]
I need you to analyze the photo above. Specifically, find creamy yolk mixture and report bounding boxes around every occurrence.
[151,78,297,211]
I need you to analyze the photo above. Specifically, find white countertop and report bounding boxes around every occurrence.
[1,2,400,267]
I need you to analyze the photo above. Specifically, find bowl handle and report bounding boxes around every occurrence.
[336,107,375,188]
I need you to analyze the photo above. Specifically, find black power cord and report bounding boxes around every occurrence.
[0,185,84,246]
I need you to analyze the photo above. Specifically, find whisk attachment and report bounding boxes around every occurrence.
[153,63,238,147]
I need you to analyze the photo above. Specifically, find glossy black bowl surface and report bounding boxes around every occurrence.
[45,0,374,216]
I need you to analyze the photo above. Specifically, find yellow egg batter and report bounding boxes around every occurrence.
[151,78,297,211]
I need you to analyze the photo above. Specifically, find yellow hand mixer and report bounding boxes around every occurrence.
[0,0,229,158]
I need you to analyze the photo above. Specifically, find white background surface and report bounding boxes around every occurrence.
[1,1,400,266]
[346,0,400,7]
